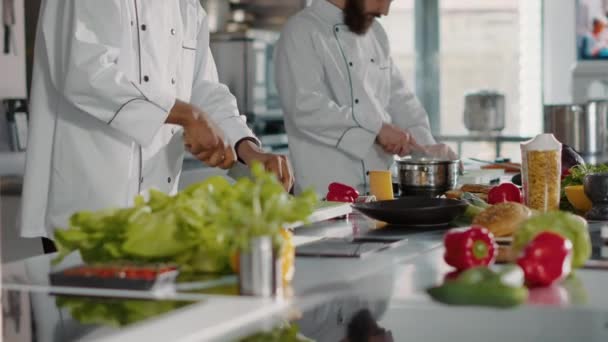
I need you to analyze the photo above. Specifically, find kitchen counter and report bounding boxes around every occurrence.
[3,215,608,341]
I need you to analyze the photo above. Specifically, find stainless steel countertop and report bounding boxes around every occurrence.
[3,214,608,341]
[284,216,608,341]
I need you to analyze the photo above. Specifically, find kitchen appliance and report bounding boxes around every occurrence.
[397,158,460,197]
[543,101,608,155]
[227,0,305,31]
[200,0,231,33]
[463,90,506,133]
[3,0,16,54]
[210,30,287,152]
[210,30,280,121]
[2,98,28,151]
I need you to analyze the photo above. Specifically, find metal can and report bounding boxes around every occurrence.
[238,236,282,297]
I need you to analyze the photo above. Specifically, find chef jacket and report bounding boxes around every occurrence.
[21,0,256,238]
[275,0,435,195]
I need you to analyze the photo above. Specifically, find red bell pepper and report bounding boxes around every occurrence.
[328,182,360,200]
[444,226,497,271]
[517,231,572,287]
[326,182,359,202]
[487,182,523,204]
[326,191,355,203]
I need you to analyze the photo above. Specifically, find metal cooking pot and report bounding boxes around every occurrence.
[543,101,608,155]
[397,158,460,197]
[463,90,506,133]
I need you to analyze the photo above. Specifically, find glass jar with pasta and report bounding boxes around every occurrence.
[521,134,562,212]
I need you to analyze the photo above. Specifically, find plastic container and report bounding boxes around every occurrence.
[49,263,179,291]
[521,134,562,212]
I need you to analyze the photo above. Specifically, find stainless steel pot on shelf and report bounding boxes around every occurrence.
[463,90,506,133]
[397,158,460,197]
[543,101,608,155]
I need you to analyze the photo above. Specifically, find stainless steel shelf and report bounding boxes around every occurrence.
[436,135,532,159]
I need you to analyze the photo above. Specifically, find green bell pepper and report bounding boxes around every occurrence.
[427,265,528,308]
[512,211,591,268]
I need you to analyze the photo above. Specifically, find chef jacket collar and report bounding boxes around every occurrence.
[313,0,344,25]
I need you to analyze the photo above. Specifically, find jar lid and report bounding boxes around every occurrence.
[521,133,562,151]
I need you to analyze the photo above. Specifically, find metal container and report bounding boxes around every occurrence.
[397,158,460,197]
[200,0,231,32]
[463,90,506,133]
[543,101,608,155]
[238,236,282,297]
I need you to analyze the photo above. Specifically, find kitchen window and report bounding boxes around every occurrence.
[379,0,543,161]
[378,0,415,86]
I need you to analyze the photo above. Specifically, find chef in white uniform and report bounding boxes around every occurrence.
[275,0,456,194]
[21,0,293,242]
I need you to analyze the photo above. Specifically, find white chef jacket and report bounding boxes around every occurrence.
[275,0,435,195]
[21,0,256,238]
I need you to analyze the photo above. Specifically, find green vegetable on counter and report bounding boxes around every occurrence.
[512,211,591,268]
[562,164,608,188]
[561,164,608,211]
[237,324,312,342]
[462,192,490,209]
[56,296,189,327]
[53,163,318,274]
[427,265,528,308]
[450,192,489,226]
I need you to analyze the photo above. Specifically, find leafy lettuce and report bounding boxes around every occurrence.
[54,163,317,274]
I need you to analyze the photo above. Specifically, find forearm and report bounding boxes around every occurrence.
[235,139,264,165]
[166,100,197,127]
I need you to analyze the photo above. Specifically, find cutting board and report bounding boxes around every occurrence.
[285,201,352,229]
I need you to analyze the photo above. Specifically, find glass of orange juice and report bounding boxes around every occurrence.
[368,170,394,201]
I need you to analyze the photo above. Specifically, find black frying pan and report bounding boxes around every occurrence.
[352,197,467,226]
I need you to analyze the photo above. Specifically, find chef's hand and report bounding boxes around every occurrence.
[376,123,423,157]
[236,140,294,191]
[421,143,463,173]
[420,143,458,160]
[166,100,236,169]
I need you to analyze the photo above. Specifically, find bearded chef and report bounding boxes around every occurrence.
[21,0,293,251]
[275,0,457,194]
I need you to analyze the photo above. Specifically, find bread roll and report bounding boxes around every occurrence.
[472,202,532,237]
